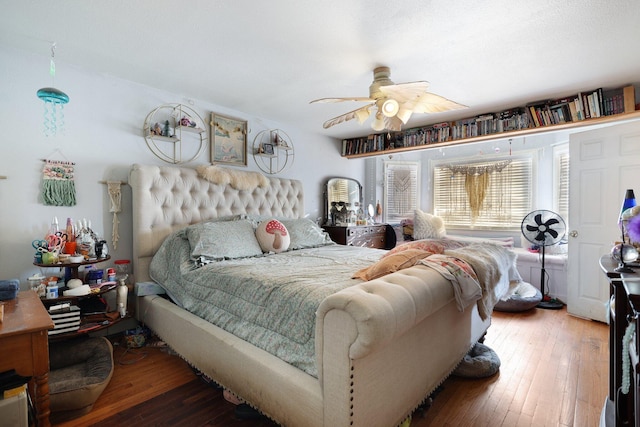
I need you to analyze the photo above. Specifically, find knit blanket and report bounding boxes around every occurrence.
[418,242,521,320]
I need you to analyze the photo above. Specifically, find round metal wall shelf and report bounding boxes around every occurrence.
[143,104,207,164]
[251,129,295,174]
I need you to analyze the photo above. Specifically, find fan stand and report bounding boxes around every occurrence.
[537,244,564,310]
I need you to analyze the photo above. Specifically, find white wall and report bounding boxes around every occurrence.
[0,46,362,289]
[1,44,604,289]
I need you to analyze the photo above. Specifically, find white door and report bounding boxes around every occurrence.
[568,120,640,322]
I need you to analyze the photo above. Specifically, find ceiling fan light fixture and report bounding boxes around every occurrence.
[396,107,413,124]
[355,107,371,124]
[371,113,385,131]
[381,98,399,117]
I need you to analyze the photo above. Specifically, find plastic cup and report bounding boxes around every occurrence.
[64,241,77,255]
[42,252,57,265]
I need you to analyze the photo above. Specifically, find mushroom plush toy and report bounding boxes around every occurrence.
[256,219,290,253]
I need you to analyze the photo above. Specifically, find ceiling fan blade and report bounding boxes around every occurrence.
[310,97,374,104]
[322,104,374,129]
[383,115,404,132]
[379,81,430,103]
[406,92,468,114]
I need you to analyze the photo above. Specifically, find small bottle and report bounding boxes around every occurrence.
[116,278,128,318]
[49,216,59,235]
[65,217,75,242]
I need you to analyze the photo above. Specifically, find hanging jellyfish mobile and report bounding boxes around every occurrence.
[37,43,69,137]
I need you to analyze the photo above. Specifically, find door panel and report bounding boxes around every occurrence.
[568,121,640,322]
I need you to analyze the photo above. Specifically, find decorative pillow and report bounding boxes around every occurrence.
[256,219,291,253]
[280,218,334,250]
[353,249,434,281]
[186,219,263,260]
[413,210,446,239]
[383,240,447,258]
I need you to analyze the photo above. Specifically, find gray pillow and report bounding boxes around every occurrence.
[280,218,334,250]
[186,219,263,260]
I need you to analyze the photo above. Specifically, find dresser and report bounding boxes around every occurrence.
[600,255,640,427]
[322,224,390,249]
[0,290,54,427]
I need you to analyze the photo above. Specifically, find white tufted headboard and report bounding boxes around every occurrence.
[129,164,304,281]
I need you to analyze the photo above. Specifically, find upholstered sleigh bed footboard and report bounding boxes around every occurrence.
[137,263,489,427]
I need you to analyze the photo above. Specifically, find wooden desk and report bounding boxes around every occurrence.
[0,290,54,426]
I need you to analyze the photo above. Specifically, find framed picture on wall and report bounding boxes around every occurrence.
[210,113,247,166]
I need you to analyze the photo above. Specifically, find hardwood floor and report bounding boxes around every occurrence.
[53,307,608,427]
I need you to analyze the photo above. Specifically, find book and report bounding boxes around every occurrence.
[48,302,71,313]
[52,318,81,328]
[3,383,26,399]
[48,324,81,335]
[49,305,80,319]
[624,85,636,113]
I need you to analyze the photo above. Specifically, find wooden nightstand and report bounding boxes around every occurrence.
[0,290,55,427]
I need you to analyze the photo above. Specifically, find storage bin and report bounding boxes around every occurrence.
[0,279,19,301]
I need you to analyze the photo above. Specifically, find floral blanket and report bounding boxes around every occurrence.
[419,242,522,320]
[419,254,483,314]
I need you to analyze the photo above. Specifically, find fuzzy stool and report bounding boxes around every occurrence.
[453,342,501,378]
[49,336,114,423]
[494,281,543,312]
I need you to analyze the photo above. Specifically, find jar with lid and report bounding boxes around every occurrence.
[114,259,132,286]
[28,274,46,298]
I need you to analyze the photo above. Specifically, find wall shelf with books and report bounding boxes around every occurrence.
[341,85,639,159]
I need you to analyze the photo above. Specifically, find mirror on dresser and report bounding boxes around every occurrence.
[324,177,363,226]
[322,178,394,249]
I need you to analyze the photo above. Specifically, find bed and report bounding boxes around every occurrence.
[130,163,518,427]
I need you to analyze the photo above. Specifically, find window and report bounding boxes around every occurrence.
[433,156,533,229]
[383,161,420,223]
[553,144,569,226]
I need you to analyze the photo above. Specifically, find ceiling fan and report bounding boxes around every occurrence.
[310,66,467,132]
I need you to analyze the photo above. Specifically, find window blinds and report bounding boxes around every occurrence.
[433,157,533,229]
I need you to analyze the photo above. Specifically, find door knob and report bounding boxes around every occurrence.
[569,230,578,238]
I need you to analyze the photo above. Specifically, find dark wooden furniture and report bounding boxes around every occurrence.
[322,224,388,249]
[34,255,111,280]
[600,254,640,427]
[40,284,132,340]
[0,290,54,426]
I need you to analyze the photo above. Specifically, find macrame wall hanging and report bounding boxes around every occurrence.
[392,169,413,215]
[41,159,76,206]
[107,181,122,250]
[447,159,512,221]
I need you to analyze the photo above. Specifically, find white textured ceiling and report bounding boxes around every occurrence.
[2,0,639,139]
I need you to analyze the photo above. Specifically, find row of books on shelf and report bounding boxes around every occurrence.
[341,84,637,156]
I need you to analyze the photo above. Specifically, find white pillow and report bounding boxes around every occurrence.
[256,219,291,253]
[413,210,446,239]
